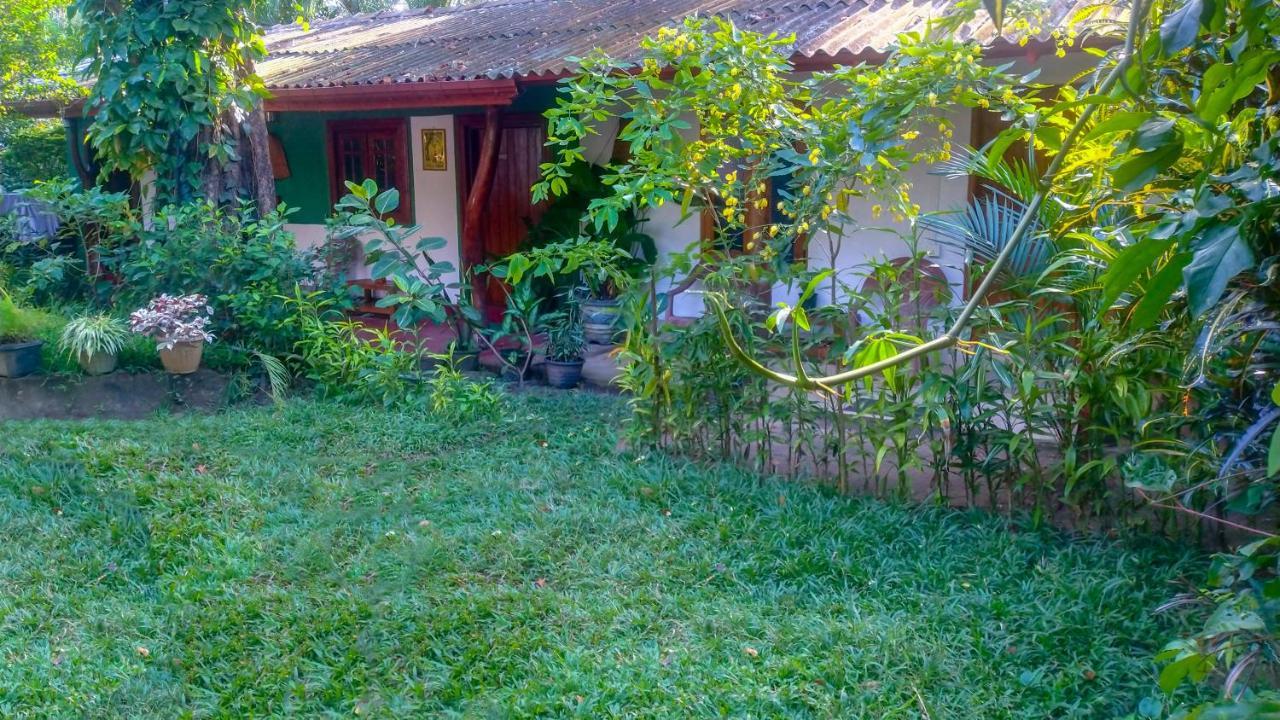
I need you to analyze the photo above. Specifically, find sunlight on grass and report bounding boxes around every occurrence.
[0,393,1196,717]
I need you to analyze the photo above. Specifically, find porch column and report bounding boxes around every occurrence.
[462,105,503,270]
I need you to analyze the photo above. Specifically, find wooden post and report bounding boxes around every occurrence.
[461,105,503,311]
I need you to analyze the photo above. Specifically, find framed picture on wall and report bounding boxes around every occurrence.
[421,129,447,171]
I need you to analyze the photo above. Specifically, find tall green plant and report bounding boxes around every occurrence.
[70,0,270,205]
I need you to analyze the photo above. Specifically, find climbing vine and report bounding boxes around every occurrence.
[71,0,269,205]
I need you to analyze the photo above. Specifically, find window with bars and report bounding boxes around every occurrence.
[328,119,412,224]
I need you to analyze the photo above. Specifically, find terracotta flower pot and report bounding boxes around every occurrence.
[77,350,118,376]
[159,341,203,375]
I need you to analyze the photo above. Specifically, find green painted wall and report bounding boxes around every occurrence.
[268,113,331,223]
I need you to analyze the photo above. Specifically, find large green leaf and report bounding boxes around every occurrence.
[1112,135,1184,192]
[1128,252,1191,329]
[1183,223,1253,316]
[374,188,400,216]
[1083,111,1153,142]
[1160,0,1204,56]
[1196,53,1275,125]
[1101,237,1174,310]
[415,236,447,252]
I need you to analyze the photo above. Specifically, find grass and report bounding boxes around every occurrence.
[0,391,1200,718]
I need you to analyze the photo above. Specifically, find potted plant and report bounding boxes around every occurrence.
[0,292,56,378]
[59,313,129,375]
[502,236,648,345]
[521,160,656,344]
[129,293,214,374]
[542,309,586,389]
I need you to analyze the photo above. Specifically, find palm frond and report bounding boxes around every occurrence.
[918,188,1054,283]
[933,146,1040,204]
[251,350,291,405]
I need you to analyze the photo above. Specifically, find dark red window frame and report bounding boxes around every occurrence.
[327,118,412,224]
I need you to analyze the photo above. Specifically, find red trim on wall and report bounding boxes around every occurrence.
[266,79,519,112]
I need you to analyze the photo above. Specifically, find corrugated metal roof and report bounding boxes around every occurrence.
[259,0,1091,89]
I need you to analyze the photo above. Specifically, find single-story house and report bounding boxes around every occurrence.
[49,0,1098,317]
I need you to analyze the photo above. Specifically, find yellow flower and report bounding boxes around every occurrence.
[725,195,738,207]
[725,171,737,183]
[768,224,779,237]
[902,130,919,141]
[802,186,811,196]
[871,204,882,219]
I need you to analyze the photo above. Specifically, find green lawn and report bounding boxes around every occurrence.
[0,392,1196,718]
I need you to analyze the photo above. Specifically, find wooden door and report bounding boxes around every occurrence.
[460,115,548,318]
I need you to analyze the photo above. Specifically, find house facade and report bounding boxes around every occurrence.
[60,0,1097,317]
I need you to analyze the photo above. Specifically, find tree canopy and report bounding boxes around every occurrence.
[0,0,79,108]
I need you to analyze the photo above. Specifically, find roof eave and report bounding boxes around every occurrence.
[263,77,519,112]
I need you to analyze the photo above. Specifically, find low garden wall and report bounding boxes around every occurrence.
[1,370,241,421]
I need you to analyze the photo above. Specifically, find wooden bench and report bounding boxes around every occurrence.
[347,278,395,317]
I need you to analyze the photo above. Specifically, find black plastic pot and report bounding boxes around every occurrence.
[544,358,585,389]
[0,340,43,378]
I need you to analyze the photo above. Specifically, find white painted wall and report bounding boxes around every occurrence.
[792,107,975,308]
[409,115,462,285]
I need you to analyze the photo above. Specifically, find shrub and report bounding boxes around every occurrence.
[0,119,68,190]
[283,289,417,407]
[2,180,136,304]
[0,291,61,344]
[424,347,504,420]
[107,199,331,353]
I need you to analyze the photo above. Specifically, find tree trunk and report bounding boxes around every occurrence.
[243,102,276,213]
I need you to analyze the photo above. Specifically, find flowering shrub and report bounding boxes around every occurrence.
[129,294,214,350]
